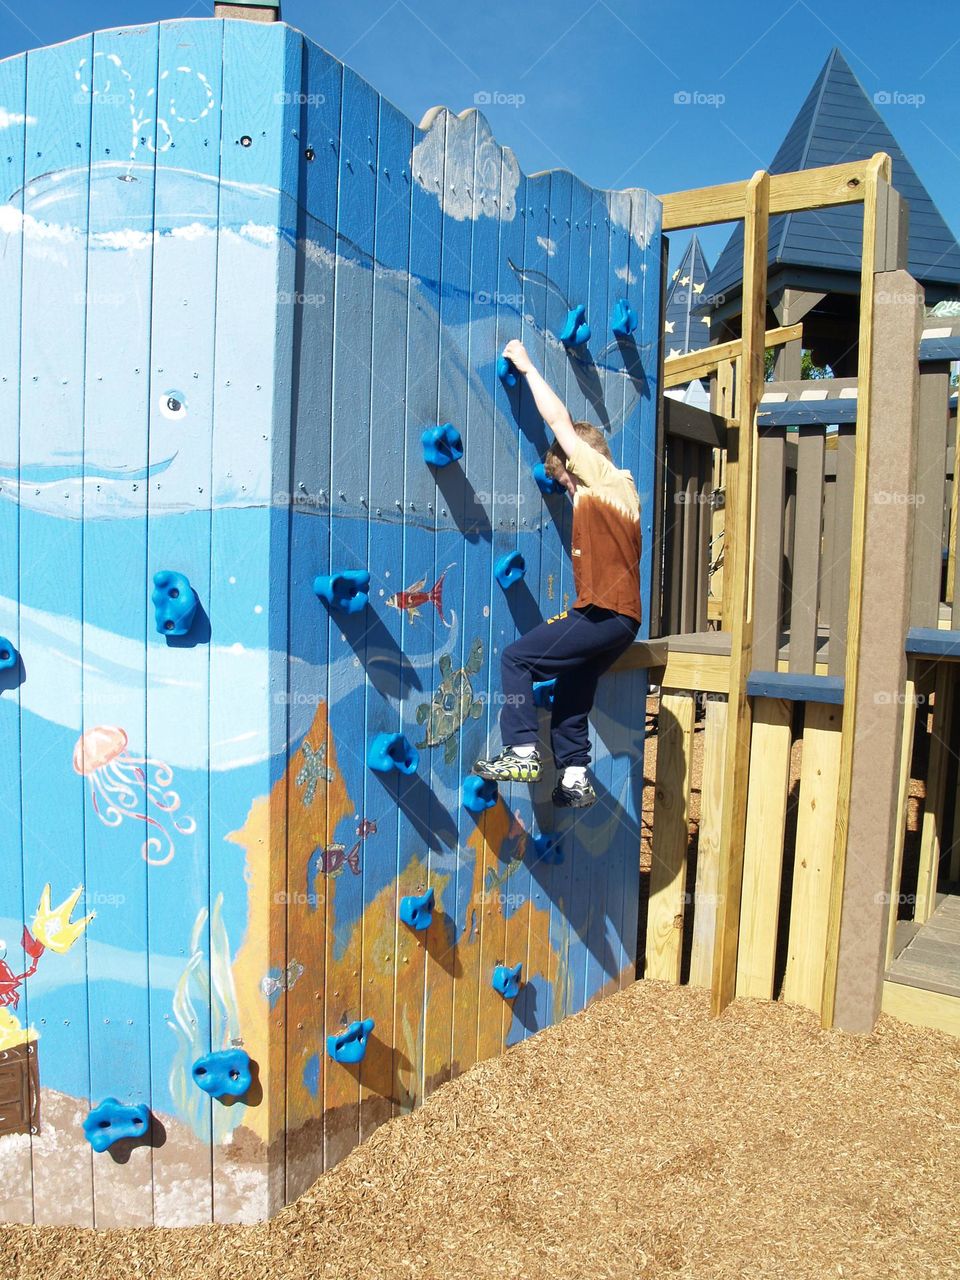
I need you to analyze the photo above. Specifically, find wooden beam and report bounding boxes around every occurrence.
[783,701,843,1012]
[663,325,801,388]
[915,663,954,923]
[821,205,923,1037]
[214,2,279,19]
[645,690,696,982]
[663,397,727,448]
[711,170,770,1016]
[659,155,891,231]
[884,662,918,968]
[735,697,792,999]
[688,696,727,988]
[882,979,960,1038]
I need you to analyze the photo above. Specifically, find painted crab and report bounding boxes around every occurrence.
[416,638,484,765]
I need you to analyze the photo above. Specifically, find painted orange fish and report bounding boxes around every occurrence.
[386,566,453,627]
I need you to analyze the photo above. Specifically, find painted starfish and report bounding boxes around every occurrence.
[295,740,334,806]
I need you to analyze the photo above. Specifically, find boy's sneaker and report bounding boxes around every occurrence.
[552,775,597,808]
[473,747,542,783]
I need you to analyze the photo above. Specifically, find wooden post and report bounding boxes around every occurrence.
[735,697,792,998]
[821,234,922,1034]
[215,1,280,19]
[911,364,951,629]
[790,425,825,673]
[711,170,770,1015]
[752,425,786,670]
[885,662,919,967]
[827,423,855,676]
[689,696,727,986]
[646,690,696,982]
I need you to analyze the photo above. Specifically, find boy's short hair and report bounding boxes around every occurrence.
[543,421,613,479]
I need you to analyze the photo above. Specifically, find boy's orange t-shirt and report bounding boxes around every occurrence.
[565,437,642,623]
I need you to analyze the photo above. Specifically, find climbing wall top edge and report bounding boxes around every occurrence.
[0,16,661,249]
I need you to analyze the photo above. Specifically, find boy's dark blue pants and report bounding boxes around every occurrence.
[499,606,639,767]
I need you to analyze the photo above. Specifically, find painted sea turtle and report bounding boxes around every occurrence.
[416,637,484,765]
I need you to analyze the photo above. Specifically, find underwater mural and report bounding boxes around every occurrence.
[0,13,658,1226]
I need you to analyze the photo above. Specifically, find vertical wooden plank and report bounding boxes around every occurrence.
[695,445,711,632]
[949,402,960,622]
[915,662,952,924]
[80,22,158,1229]
[645,690,694,983]
[752,427,786,671]
[688,697,727,988]
[510,168,554,1044]
[885,663,918,968]
[615,185,659,988]
[662,439,682,634]
[146,19,224,1225]
[579,179,625,1010]
[391,103,443,1117]
[789,425,825,674]
[735,698,792,999]
[819,463,835,629]
[908,366,949,629]
[711,170,770,1015]
[478,136,522,1066]
[18,32,95,1227]
[0,50,33,1224]
[679,443,698,633]
[827,423,854,677]
[823,244,924,1034]
[322,62,378,1171]
[208,18,300,1219]
[424,105,478,1091]
[355,93,411,1151]
[282,39,342,1199]
[783,701,842,1011]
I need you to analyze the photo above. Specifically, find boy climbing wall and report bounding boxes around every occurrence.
[474,339,641,808]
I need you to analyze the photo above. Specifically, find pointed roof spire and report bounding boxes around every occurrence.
[664,234,713,356]
[705,48,960,310]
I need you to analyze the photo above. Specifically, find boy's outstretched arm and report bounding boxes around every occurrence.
[502,339,580,459]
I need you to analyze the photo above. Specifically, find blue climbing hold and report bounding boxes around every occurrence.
[421,423,464,468]
[368,732,419,776]
[327,1017,375,1065]
[492,963,523,1000]
[314,569,370,615]
[532,678,556,708]
[462,775,499,813]
[399,887,435,932]
[532,462,564,496]
[82,1098,150,1153]
[191,1048,252,1100]
[611,297,637,338]
[497,355,518,388]
[495,550,526,590]
[152,571,199,637]
[532,833,563,865]
[0,636,18,672]
[559,304,591,348]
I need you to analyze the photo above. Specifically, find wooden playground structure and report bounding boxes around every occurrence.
[1,0,959,1234]
[633,154,960,1038]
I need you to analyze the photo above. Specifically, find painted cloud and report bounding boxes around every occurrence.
[413,106,520,222]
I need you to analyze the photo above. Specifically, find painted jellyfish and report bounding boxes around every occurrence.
[73,726,195,866]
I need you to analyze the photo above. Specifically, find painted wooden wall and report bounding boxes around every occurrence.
[0,18,661,1226]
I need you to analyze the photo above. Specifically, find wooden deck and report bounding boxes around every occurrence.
[887,894,960,997]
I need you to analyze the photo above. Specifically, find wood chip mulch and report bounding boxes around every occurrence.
[3,981,958,1280]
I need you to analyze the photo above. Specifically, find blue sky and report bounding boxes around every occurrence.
[1,0,958,269]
